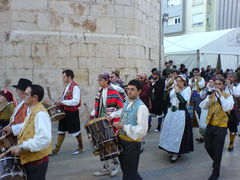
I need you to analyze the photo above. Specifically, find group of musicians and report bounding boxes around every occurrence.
[0,69,149,180]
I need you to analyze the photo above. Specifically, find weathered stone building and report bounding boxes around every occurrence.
[0,0,160,107]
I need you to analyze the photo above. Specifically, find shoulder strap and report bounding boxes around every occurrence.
[216,95,230,118]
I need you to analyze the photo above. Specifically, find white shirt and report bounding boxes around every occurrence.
[199,93,234,112]
[225,84,240,97]
[235,84,240,97]
[110,83,125,94]
[10,101,24,123]
[122,100,149,140]
[61,82,81,106]
[12,107,52,152]
[189,77,205,91]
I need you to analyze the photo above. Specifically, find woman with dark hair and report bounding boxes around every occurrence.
[159,75,193,162]
[0,89,15,127]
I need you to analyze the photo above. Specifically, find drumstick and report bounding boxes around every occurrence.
[47,87,56,105]
[84,103,92,120]
[0,147,12,158]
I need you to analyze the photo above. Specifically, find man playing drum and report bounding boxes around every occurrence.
[5,84,52,180]
[53,69,83,155]
[91,72,123,177]
[10,78,32,125]
[113,79,148,180]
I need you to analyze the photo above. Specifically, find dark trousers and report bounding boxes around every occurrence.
[118,139,142,180]
[204,125,227,176]
[24,161,49,180]
[191,95,201,118]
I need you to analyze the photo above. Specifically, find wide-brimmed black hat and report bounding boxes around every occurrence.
[12,78,32,91]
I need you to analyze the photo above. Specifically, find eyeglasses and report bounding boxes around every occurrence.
[125,88,137,91]
[215,83,223,85]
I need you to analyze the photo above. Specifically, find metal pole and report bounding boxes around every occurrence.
[159,0,162,70]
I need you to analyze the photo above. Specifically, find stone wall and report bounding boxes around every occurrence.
[0,0,160,108]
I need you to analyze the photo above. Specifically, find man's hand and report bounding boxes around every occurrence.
[11,145,21,156]
[215,88,223,97]
[3,126,13,135]
[105,115,113,122]
[113,123,124,129]
[208,92,215,99]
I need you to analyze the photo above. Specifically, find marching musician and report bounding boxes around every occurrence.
[5,84,52,180]
[53,69,83,155]
[189,68,205,120]
[224,71,240,152]
[91,72,123,177]
[113,79,148,180]
[10,78,32,125]
[159,75,193,163]
[200,78,234,180]
[0,89,15,127]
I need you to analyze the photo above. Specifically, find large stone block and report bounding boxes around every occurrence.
[86,58,102,68]
[0,69,33,88]
[91,4,114,17]
[95,44,119,58]
[32,43,70,57]
[96,16,116,33]
[70,43,95,57]
[0,57,33,69]
[11,0,48,11]
[2,42,32,57]
[116,18,138,35]
[49,1,89,16]
[102,58,126,68]
[33,57,78,69]
[120,45,141,59]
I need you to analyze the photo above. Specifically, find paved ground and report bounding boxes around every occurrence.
[47,119,240,180]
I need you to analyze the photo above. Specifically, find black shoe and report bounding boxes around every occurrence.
[208,173,219,180]
[227,146,234,152]
[208,170,219,180]
[195,137,204,143]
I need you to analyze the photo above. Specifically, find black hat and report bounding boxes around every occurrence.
[152,70,161,75]
[12,78,32,91]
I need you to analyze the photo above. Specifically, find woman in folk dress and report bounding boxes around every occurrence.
[159,75,193,162]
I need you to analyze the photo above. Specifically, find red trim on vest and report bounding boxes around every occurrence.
[63,81,81,111]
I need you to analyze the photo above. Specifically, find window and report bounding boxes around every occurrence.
[167,0,181,7]
[192,0,204,6]
[168,16,181,25]
[192,13,204,26]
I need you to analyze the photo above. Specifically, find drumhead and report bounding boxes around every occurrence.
[84,117,106,127]
[47,104,60,111]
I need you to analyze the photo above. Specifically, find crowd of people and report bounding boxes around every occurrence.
[0,62,239,180]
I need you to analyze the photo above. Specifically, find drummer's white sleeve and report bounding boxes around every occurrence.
[61,86,80,106]
[12,123,24,136]
[123,105,149,140]
[22,111,52,152]
[110,108,122,118]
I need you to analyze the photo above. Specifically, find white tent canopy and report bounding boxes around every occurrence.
[164,28,240,71]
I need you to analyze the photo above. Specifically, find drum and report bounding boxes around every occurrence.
[0,156,26,180]
[84,117,121,161]
[47,105,65,122]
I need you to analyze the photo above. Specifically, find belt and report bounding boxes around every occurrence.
[25,156,49,166]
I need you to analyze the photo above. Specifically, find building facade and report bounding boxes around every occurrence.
[0,0,160,106]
